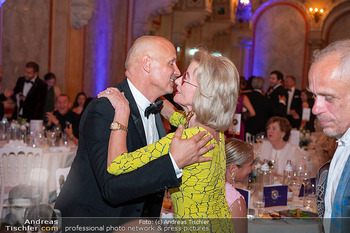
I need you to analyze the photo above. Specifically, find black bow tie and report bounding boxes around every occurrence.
[144,100,163,119]
[25,80,34,84]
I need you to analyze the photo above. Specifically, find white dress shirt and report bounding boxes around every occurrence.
[127,79,182,177]
[324,128,350,218]
[287,87,295,115]
[20,77,36,115]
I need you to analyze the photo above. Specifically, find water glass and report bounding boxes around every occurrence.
[46,131,57,147]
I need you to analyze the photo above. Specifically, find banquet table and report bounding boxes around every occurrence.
[248,204,322,233]
[0,140,77,204]
[40,146,77,203]
[248,186,322,233]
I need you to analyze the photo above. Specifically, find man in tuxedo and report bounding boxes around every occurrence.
[245,76,270,135]
[54,36,213,221]
[310,40,350,233]
[285,75,302,128]
[12,61,47,121]
[266,70,287,117]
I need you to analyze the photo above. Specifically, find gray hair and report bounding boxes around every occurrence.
[225,138,254,167]
[251,76,264,90]
[312,40,350,82]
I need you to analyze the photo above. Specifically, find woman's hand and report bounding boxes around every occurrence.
[98,87,130,125]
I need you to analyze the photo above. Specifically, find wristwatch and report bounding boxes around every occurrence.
[110,121,128,132]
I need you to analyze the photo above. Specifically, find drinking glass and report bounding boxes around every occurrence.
[290,172,302,203]
[46,131,57,147]
[253,190,265,217]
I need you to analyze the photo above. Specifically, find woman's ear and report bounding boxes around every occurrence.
[142,55,152,73]
[229,163,238,173]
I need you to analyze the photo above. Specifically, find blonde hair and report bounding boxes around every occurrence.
[192,49,240,132]
[225,138,254,167]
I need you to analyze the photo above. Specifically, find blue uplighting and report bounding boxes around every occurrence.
[0,0,6,8]
[93,2,110,97]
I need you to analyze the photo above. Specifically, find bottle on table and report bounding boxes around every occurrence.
[258,159,273,186]
[282,160,294,202]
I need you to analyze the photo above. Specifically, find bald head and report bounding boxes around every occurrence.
[125,36,175,71]
[123,36,180,102]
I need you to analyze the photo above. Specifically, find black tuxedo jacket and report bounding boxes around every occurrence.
[267,85,288,118]
[13,76,47,120]
[54,79,180,218]
[245,91,271,135]
[287,88,302,128]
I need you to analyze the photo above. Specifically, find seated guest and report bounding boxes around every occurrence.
[71,92,87,115]
[259,116,305,176]
[225,138,255,233]
[45,94,79,145]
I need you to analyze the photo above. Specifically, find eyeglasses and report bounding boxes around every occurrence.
[181,69,198,88]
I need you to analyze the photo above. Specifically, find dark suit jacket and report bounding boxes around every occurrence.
[287,88,302,128]
[245,90,271,135]
[54,79,180,218]
[13,76,47,120]
[267,85,288,118]
[0,93,5,120]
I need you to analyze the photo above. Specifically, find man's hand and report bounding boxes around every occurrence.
[170,125,214,169]
[46,111,59,125]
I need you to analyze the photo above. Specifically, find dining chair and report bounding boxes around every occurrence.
[55,166,71,196]
[0,147,46,221]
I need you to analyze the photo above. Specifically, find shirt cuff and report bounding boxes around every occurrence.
[169,152,183,178]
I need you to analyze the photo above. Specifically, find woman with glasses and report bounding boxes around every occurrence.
[99,49,239,232]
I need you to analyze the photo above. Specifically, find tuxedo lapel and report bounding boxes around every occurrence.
[25,78,38,99]
[117,80,147,146]
[155,113,166,138]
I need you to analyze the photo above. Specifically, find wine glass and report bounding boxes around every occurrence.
[46,131,57,147]
[290,172,302,204]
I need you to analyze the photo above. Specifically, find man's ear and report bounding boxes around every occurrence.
[142,55,152,73]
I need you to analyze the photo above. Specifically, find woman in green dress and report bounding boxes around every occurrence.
[100,49,240,232]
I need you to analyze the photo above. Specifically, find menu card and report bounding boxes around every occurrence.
[229,113,241,135]
[236,188,250,209]
[263,185,288,207]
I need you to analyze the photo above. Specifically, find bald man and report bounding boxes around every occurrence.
[54,36,213,220]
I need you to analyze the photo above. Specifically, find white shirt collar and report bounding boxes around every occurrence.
[127,78,151,112]
[336,128,350,147]
[273,83,282,89]
[253,89,262,93]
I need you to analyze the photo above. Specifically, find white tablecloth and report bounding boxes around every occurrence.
[41,146,77,203]
[0,141,77,204]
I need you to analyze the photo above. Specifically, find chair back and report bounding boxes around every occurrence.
[55,167,71,196]
[0,147,44,220]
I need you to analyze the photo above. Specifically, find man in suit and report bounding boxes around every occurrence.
[245,76,271,135]
[54,36,213,222]
[12,61,47,121]
[310,40,350,233]
[266,70,287,117]
[285,75,302,128]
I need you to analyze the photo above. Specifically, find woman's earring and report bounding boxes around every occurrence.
[231,172,236,181]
